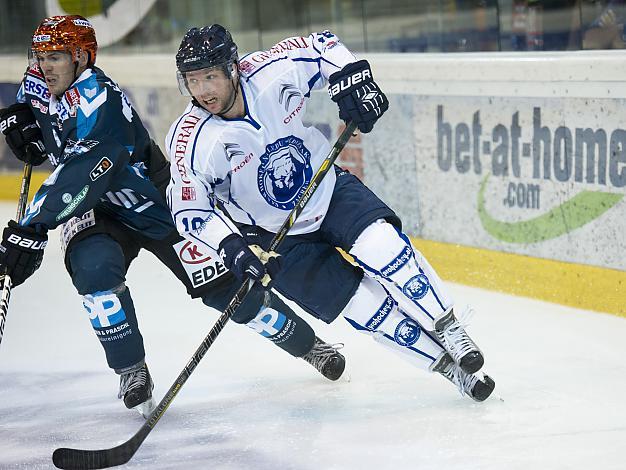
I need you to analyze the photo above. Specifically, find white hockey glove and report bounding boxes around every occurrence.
[249,244,282,287]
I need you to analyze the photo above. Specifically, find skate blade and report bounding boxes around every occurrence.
[132,397,156,419]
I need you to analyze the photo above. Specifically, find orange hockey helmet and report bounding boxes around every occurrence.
[31,15,98,65]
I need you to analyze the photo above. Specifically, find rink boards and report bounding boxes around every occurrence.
[0,51,624,316]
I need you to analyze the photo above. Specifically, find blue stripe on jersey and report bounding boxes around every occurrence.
[311,38,322,55]
[245,57,289,80]
[226,173,255,225]
[76,73,101,139]
[305,71,321,97]
[292,57,322,96]
[320,56,343,69]
[220,84,261,129]
[189,115,212,174]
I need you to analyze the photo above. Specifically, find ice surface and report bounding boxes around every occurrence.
[1,202,625,470]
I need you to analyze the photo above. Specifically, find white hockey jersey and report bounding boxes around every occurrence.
[166,31,357,252]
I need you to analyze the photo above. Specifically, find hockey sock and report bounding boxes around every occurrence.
[341,276,444,371]
[243,290,316,358]
[349,219,453,330]
[82,283,146,370]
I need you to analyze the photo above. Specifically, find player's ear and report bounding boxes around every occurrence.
[77,49,89,69]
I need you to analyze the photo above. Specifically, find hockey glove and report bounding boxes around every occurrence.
[0,220,48,287]
[0,103,47,166]
[219,233,281,286]
[328,60,389,134]
[249,244,283,287]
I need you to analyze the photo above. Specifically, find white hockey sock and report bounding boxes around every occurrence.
[341,276,445,371]
[349,219,454,330]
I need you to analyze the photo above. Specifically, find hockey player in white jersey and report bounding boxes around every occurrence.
[166,25,495,401]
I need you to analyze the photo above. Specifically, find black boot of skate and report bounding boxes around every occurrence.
[302,336,346,381]
[431,352,495,402]
[434,308,484,374]
[117,362,156,418]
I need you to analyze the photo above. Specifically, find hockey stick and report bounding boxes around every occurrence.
[0,162,33,347]
[52,121,357,470]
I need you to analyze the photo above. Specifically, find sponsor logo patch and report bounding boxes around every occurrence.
[182,186,196,201]
[24,75,50,102]
[238,59,255,74]
[365,295,395,330]
[83,291,127,329]
[33,34,51,43]
[30,99,48,113]
[173,115,202,184]
[72,19,93,28]
[89,157,113,181]
[173,239,228,287]
[56,185,89,221]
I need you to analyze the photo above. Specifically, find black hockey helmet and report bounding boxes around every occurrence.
[176,24,238,74]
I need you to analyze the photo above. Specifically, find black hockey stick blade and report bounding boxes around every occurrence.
[52,434,140,469]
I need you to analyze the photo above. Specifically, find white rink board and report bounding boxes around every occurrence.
[1,50,625,271]
[413,95,626,271]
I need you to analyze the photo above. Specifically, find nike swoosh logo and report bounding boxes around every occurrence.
[478,174,623,243]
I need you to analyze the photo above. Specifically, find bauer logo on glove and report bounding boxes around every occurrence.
[327,68,372,98]
[327,59,389,134]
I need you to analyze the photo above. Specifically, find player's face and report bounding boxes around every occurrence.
[35,51,78,97]
[185,67,236,115]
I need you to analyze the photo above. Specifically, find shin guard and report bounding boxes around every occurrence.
[341,276,444,371]
[350,219,453,330]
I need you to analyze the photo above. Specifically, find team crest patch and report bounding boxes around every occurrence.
[257,136,312,210]
[394,318,421,346]
[402,274,431,300]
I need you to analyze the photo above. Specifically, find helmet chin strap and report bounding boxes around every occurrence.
[217,74,240,118]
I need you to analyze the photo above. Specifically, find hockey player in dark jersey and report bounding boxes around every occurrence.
[0,15,345,418]
[168,25,495,402]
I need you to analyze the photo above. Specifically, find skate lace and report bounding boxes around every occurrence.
[118,367,148,399]
[441,306,476,357]
[302,341,344,372]
[447,364,479,397]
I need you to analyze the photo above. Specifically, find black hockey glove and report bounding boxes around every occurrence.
[0,103,47,166]
[328,60,389,134]
[0,220,48,287]
[218,234,282,286]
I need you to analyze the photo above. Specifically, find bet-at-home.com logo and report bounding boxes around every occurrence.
[436,105,624,243]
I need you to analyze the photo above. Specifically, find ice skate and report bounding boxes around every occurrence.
[430,352,494,402]
[434,308,484,374]
[302,336,346,381]
[118,363,156,418]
